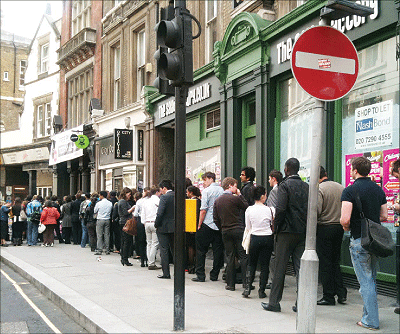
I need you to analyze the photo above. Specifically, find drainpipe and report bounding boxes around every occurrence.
[12,34,17,95]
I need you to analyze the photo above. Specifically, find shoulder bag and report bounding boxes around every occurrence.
[355,192,394,258]
[123,217,137,236]
[269,206,275,233]
[20,209,27,221]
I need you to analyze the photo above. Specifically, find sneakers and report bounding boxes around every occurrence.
[50,243,54,247]
[94,251,102,255]
[148,265,161,270]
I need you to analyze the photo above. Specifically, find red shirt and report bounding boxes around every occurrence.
[40,207,60,225]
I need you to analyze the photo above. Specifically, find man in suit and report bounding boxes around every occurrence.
[261,158,309,313]
[154,180,175,279]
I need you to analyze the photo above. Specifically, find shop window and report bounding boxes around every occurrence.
[37,187,52,198]
[67,66,93,127]
[136,29,146,101]
[3,71,9,81]
[206,109,220,131]
[72,0,91,36]
[40,43,49,74]
[20,60,27,88]
[242,97,256,168]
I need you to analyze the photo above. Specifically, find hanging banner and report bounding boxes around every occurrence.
[114,129,133,160]
[49,125,84,166]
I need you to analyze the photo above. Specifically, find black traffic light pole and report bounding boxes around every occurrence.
[154,1,201,329]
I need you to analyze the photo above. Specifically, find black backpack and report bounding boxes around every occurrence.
[30,208,41,223]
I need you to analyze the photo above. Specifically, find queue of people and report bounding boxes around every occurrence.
[1,155,399,330]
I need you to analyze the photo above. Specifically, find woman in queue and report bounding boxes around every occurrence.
[118,187,135,266]
[40,200,60,247]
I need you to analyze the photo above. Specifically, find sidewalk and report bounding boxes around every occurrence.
[1,243,398,333]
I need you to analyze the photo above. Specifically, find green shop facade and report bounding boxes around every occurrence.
[146,0,399,293]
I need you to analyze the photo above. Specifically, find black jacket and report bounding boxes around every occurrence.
[154,191,175,233]
[241,182,255,206]
[275,175,309,234]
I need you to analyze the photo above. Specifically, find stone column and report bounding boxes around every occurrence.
[52,165,58,196]
[28,170,37,196]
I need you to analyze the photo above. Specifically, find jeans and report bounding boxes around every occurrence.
[27,220,38,245]
[81,219,88,248]
[96,219,110,252]
[350,237,379,329]
[145,222,159,266]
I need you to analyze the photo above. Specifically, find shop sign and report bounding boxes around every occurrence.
[158,82,211,119]
[2,146,49,165]
[114,129,133,160]
[138,130,144,161]
[49,125,84,166]
[98,136,116,166]
[354,100,393,150]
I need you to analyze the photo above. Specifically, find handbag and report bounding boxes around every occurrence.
[242,229,251,254]
[355,192,394,258]
[123,217,137,236]
[269,206,275,233]
[38,223,46,234]
[20,209,27,221]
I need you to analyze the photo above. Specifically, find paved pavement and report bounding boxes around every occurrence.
[1,243,398,333]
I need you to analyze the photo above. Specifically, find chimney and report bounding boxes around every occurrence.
[46,3,51,15]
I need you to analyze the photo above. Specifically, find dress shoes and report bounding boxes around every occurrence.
[148,265,161,270]
[210,277,218,281]
[337,296,347,304]
[258,290,267,299]
[261,302,281,312]
[225,285,235,291]
[317,298,335,306]
[191,277,205,282]
[157,275,171,279]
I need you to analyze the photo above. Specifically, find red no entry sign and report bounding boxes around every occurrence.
[291,26,359,101]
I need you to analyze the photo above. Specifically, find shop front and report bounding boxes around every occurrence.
[148,69,222,189]
[267,0,398,291]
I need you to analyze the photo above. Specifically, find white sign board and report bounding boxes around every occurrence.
[49,125,84,166]
[355,100,393,149]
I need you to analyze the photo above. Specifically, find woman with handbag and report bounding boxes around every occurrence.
[242,185,275,299]
[118,187,135,266]
[40,200,60,247]
[11,197,24,246]
[84,197,98,252]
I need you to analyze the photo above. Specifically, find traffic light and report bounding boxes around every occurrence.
[154,3,193,89]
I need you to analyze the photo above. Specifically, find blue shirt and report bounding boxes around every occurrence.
[94,198,113,220]
[26,200,42,218]
[200,183,224,230]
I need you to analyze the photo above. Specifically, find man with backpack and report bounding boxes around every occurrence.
[26,195,43,246]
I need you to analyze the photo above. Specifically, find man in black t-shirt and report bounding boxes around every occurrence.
[340,156,387,330]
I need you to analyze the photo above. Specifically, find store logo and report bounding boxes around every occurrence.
[356,118,373,132]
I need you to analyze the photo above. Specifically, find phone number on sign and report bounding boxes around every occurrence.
[355,133,392,147]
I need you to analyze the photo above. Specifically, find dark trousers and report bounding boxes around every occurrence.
[222,229,248,288]
[157,231,174,277]
[55,221,63,242]
[12,221,24,240]
[195,224,224,280]
[43,225,55,245]
[72,219,81,244]
[136,220,147,262]
[269,232,305,306]
[316,224,347,302]
[248,234,274,291]
[62,226,72,244]
[87,222,97,251]
[109,219,120,251]
[120,224,133,261]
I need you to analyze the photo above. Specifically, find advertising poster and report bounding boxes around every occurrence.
[383,148,400,226]
[354,100,393,150]
[345,153,362,186]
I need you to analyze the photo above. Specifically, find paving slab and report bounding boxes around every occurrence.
[1,243,398,333]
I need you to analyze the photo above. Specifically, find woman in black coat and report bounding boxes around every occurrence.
[84,197,98,252]
[118,187,135,266]
[61,196,73,244]
[11,197,23,246]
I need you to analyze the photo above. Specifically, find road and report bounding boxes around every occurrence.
[1,264,87,334]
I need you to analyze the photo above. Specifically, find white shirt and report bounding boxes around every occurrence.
[133,197,145,220]
[141,195,160,223]
[244,203,275,236]
[94,198,113,220]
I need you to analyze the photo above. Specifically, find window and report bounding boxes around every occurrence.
[68,67,93,127]
[72,0,91,36]
[205,0,218,63]
[20,60,27,87]
[3,71,9,81]
[114,0,124,6]
[36,102,52,138]
[233,0,244,8]
[137,29,146,100]
[206,109,220,131]
[37,187,52,198]
[113,45,121,110]
[40,43,49,73]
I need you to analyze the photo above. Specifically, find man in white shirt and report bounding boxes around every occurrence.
[94,191,113,255]
[142,186,161,270]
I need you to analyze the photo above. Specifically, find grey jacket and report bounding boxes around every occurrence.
[61,202,73,228]
[317,180,344,225]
